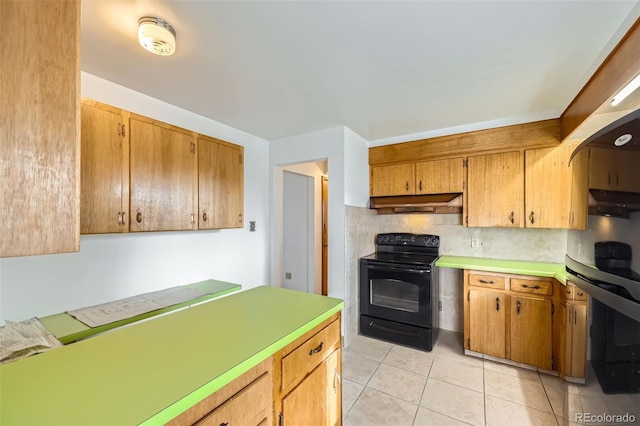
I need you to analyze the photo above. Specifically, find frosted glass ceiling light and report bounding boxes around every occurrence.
[611,74,640,106]
[138,17,176,56]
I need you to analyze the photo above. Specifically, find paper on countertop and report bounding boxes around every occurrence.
[0,318,62,364]
[66,286,210,328]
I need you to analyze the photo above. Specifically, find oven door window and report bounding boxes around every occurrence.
[370,278,419,312]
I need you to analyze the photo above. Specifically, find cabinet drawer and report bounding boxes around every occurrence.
[565,284,575,300]
[573,287,587,301]
[197,372,271,426]
[469,274,506,290]
[281,319,340,393]
[511,278,552,296]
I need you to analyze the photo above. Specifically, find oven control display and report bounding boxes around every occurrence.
[376,233,439,247]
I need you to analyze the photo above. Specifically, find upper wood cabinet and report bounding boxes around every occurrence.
[525,146,572,229]
[589,147,640,193]
[198,135,244,229]
[370,158,463,197]
[466,151,523,227]
[1,1,80,257]
[415,158,464,194]
[569,148,589,230]
[370,163,415,196]
[129,116,197,232]
[80,100,129,234]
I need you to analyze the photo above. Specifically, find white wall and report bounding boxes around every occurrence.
[270,127,347,301]
[282,162,327,294]
[0,73,270,323]
[344,128,370,208]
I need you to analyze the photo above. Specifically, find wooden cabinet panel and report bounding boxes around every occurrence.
[510,296,552,370]
[467,152,523,227]
[469,290,506,359]
[198,135,244,229]
[525,146,572,229]
[568,304,588,378]
[282,348,341,426]
[510,278,552,296]
[1,0,80,257]
[569,148,589,230]
[415,158,464,194]
[613,150,640,193]
[370,163,415,196]
[80,101,129,234]
[281,318,340,394]
[197,373,271,426]
[130,117,197,232]
[468,273,506,290]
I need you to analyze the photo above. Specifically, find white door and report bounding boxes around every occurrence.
[283,171,313,293]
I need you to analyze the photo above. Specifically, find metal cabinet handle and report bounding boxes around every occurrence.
[220,423,228,426]
[202,211,208,222]
[516,300,521,315]
[309,342,324,355]
[530,211,535,224]
[576,291,584,297]
[333,371,341,394]
[136,212,143,223]
[510,211,515,224]
[495,297,500,311]
[406,181,409,191]
[419,180,423,191]
[238,213,243,223]
[521,284,541,290]
[479,279,495,284]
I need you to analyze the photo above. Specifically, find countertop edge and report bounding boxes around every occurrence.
[436,256,567,284]
[140,301,344,425]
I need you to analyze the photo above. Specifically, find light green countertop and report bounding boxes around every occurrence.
[0,286,344,426]
[38,279,242,344]
[436,255,567,284]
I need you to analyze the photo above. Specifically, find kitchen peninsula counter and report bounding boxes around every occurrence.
[0,286,343,425]
[436,255,566,284]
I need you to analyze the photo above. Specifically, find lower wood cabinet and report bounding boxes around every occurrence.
[464,270,553,370]
[167,313,342,426]
[274,312,342,426]
[562,282,589,381]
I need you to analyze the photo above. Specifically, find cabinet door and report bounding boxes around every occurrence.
[588,148,613,190]
[525,147,572,228]
[469,290,506,358]
[370,164,415,196]
[415,158,464,194]
[80,101,129,234]
[613,149,640,193]
[198,136,244,229]
[130,118,197,231]
[567,303,588,378]
[467,152,523,227]
[1,0,80,257]
[282,348,341,426]
[569,148,588,230]
[510,296,552,370]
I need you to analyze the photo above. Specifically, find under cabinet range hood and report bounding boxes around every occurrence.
[370,193,463,214]
[571,108,640,219]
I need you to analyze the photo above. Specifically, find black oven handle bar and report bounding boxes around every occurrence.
[362,262,431,273]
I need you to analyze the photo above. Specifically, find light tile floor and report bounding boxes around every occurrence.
[342,331,640,426]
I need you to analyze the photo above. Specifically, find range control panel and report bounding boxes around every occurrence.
[376,233,440,248]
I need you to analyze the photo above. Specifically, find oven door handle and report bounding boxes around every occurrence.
[364,263,430,274]
[567,270,640,323]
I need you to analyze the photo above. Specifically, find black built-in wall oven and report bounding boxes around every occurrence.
[567,108,640,394]
[360,233,439,351]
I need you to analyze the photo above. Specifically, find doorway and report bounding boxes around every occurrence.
[281,161,328,295]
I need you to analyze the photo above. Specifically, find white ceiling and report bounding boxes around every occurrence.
[81,1,640,143]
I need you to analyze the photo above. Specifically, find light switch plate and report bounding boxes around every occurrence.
[285,272,292,279]
[471,237,481,248]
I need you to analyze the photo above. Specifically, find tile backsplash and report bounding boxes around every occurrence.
[344,207,568,344]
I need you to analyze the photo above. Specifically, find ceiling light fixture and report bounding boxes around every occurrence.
[611,74,640,106]
[138,17,176,56]
[614,133,632,147]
